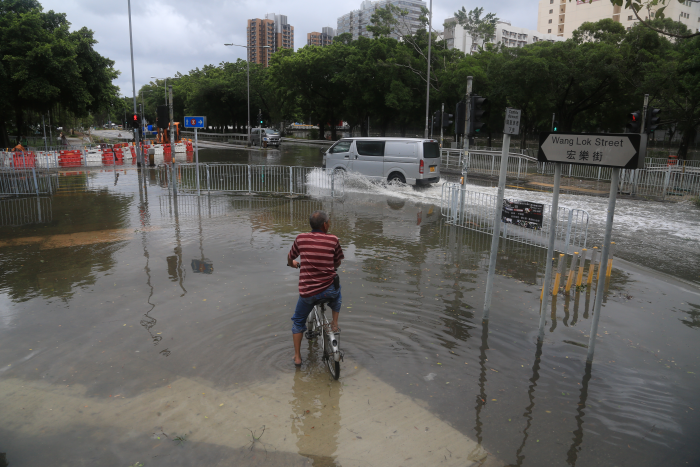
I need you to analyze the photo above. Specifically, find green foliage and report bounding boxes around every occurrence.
[0,0,119,146]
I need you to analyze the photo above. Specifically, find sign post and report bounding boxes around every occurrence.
[537,131,642,360]
[483,108,520,321]
[184,116,207,196]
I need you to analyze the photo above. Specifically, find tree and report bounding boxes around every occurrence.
[454,7,499,54]
[0,0,118,147]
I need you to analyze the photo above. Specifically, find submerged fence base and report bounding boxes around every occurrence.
[171,163,345,198]
[441,182,589,254]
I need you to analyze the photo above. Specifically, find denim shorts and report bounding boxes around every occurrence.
[291,283,342,334]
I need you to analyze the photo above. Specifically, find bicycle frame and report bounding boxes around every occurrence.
[309,304,341,363]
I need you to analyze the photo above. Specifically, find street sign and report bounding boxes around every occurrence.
[184,116,207,128]
[538,132,642,169]
[504,108,521,135]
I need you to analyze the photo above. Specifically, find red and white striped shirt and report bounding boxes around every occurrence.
[288,231,344,297]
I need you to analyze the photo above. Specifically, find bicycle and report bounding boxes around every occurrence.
[295,264,343,379]
[305,297,343,379]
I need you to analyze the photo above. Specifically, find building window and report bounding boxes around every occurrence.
[550,0,554,3]
[549,9,553,13]
[628,15,633,20]
[549,19,552,23]
[548,28,552,33]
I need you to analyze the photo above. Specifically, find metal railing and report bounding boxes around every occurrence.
[180,131,248,144]
[441,183,589,254]
[441,149,536,179]
[173,163,344,197]
[0,167,55,196]
[0,197,52,226]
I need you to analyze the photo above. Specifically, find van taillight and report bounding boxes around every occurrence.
[419,159,424,174]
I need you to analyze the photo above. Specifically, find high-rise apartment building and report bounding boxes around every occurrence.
[337,0,426,40]
[444,19,563,54]
[307,27,335,46]
[246,13,294,67]
[537,0,699,39]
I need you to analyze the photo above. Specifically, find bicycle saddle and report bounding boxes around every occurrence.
[312,298,333,306]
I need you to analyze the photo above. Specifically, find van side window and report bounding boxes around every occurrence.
[330,140,352,153]
[385,142,417,156]
[356,141,385,156]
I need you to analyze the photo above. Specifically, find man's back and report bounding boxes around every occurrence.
[289,231,343,298]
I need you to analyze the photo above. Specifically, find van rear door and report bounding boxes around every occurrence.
[422,141,441,179]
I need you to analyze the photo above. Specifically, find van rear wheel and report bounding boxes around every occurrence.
[387,172,406,184]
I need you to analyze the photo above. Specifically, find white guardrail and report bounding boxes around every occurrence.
[442,149,700,198]
[172,163,344,198]
[441,182,589,254]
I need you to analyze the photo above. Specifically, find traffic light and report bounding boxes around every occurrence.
[553,121,559,132]
[442,112,454,129]
[468,95,489,136]
[455,100,466,136]
[156,105,169,129]
[627,110,642,133]
[131,113,140,130]
[258,109,263,126]
[645,107,661,133]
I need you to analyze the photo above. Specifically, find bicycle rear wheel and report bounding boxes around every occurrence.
[324,330,340,380]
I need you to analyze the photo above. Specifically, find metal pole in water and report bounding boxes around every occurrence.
[195,127,200,196]
[537,162,562,342]
[127,0,143,167]
[483,132,511,321]
[586,168,620,362]
[422,0,433,139]
[42,115,48,152]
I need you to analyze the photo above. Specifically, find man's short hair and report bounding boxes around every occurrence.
[309,210,329,230]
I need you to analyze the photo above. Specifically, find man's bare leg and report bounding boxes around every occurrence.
[331,311,340,332]
[293,332,303,365]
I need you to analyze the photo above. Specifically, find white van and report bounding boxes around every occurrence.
[322,138,441,186]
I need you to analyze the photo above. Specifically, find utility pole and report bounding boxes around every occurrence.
[551,113,556,131]
[463,76,472,151]
[169,85,175,146]
[423,0,433,138]
[440,102,444,147]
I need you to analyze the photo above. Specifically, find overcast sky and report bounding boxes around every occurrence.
[40,0,537,97]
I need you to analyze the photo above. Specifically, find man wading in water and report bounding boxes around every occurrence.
[287,210,344,366]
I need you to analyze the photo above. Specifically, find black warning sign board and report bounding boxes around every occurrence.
[502,200,544,230]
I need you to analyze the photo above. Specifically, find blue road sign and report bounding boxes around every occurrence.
[184,116,207,128]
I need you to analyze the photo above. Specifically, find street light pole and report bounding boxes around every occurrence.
[423,0,433,139]
[127,0,142,166]
[224,43,270,147]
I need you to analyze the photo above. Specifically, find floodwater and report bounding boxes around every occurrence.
[0,144,699,466]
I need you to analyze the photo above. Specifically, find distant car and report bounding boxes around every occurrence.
[56,126,63,130]
[251,128,280,147]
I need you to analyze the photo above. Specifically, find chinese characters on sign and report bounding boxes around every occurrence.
[503,108,521,135]
[501,200,544,230]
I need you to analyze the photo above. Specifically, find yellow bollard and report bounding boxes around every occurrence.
[576,249,587,287]
[587,247,598,285]
[606,242,616,277]
[552,254,566,296]
[565,252,578,294]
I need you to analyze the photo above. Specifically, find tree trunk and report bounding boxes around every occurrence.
[319,121,325,140]
[0,117,10,148]
[360,120,367,137]
[677,126,696,160]
[14,107,25,144]
[330,111,337,141]
[400,122,407,137]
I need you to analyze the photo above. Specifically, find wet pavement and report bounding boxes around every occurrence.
[0,145,699,466]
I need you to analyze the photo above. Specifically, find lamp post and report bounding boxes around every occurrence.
[423,0,433,139]
[127,0,142,166]
[224,43,270,147]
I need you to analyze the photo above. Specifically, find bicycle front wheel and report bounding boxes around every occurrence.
[324,331,340,380]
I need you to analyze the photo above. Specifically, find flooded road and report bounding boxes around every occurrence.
[0,144,699,466]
